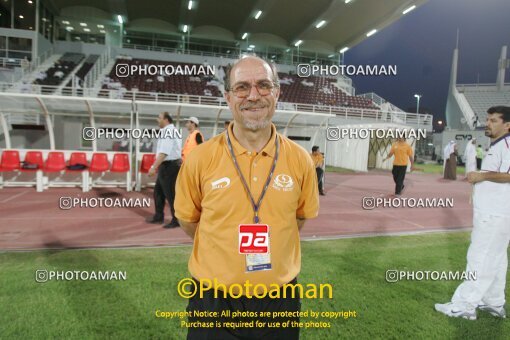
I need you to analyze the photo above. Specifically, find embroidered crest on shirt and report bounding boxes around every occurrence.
[272,174,294,191]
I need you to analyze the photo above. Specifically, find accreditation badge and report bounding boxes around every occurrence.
[239,224,272,272]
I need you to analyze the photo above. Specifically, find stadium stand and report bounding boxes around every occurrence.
[446,45,510,130]
[99,58,222,99]
[61,54,99,96]
[277,72,378,108]
[460,85,510,125]
[33,53,85,94]
[0,2,436,194]
[99,57,377,110]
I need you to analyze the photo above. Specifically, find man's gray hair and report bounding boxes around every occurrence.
[223,54,280,92]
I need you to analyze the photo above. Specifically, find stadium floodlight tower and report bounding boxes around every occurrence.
[414,94,422,114]
[294,40,303,63]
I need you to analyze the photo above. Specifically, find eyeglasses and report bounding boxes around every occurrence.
[229,80,276,98]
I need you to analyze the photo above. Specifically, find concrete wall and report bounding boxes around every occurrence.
[55,41,107,56]
[37,33,53,57]
[8,129,51,150]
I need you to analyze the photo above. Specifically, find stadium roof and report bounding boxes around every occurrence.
[50,0,428,53]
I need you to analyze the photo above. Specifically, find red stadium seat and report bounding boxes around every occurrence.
[21,151,44,171]
[110,153,130,173]
[69,152,88,166]
[89,153,110,172]
[140,154,156,173]
[0,150,21,171]
[44,152,66,172]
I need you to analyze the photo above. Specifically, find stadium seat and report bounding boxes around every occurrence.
[110,153,131,191]
[44,152,66,172]
[110,153,130,172]
[135,153,156,191]
[140,154,156,173]
[21,151,45,191]
[0,150,21,171]
[68,152,88,170]
[84,153,111,192]
[89,153,110,172]
[21,151,44,171]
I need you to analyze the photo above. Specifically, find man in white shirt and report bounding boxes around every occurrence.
[146,112,183,228]
[436,106,510,320]
[464,138,477,178]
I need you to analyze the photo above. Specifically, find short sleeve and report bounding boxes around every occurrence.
[175,156,202,222]
[296,151,319,219]
[157,135,171,156]
[481,145,502,172]
[407,145,413,156]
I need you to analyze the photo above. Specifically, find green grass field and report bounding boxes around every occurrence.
[326,164,466,175]
[415,163,466,175]
[1,232,508,339]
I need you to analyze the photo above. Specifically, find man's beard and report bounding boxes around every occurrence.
[238,103,272,131]
[242,116,271,131]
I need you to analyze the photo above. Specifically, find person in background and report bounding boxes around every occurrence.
[383,137,415,196]
[146,112,182,229]
[435,105,510,320]
[311,146,325,196]
[476,144,484,170]
[443,141,458,180]
[182,117,204,162]
[464,138,477,178]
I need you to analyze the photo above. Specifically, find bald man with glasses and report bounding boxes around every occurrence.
[175,56,319,340]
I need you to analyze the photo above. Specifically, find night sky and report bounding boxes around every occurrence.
[345,0,510,122]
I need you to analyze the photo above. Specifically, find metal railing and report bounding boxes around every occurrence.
[29,48,54,74]
[358,92,386,107]
[84,47,112,88]
[122,43,343,67]
[0,57,24,68]
[0,82,433,129]
[457,83,510,92]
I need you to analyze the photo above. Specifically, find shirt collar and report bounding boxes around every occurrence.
[226,123,277,157]
[490,132,510,147]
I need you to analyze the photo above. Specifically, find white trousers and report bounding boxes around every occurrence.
[465,158,477,174]
[452,211,510,309]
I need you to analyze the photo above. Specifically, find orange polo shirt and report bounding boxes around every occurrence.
[390,142,413,166]
[175,123,319,292]
[182,129,204,162]
[310,152,324,168]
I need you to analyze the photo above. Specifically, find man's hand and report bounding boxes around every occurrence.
[297,218,306,231]
[467,171,484,184]
[148,167,156,177]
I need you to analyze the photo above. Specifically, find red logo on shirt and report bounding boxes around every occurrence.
[239,224,269,254]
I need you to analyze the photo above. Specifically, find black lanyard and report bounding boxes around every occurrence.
[226,130,279,224]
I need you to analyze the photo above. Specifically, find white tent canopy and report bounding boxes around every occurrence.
[325,122,418,172]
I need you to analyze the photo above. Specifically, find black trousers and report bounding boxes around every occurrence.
[476,158,482,170]
[187,279,301,340]
[153,160,180,221]
[391,165,407,195]
[316,167,324,192]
